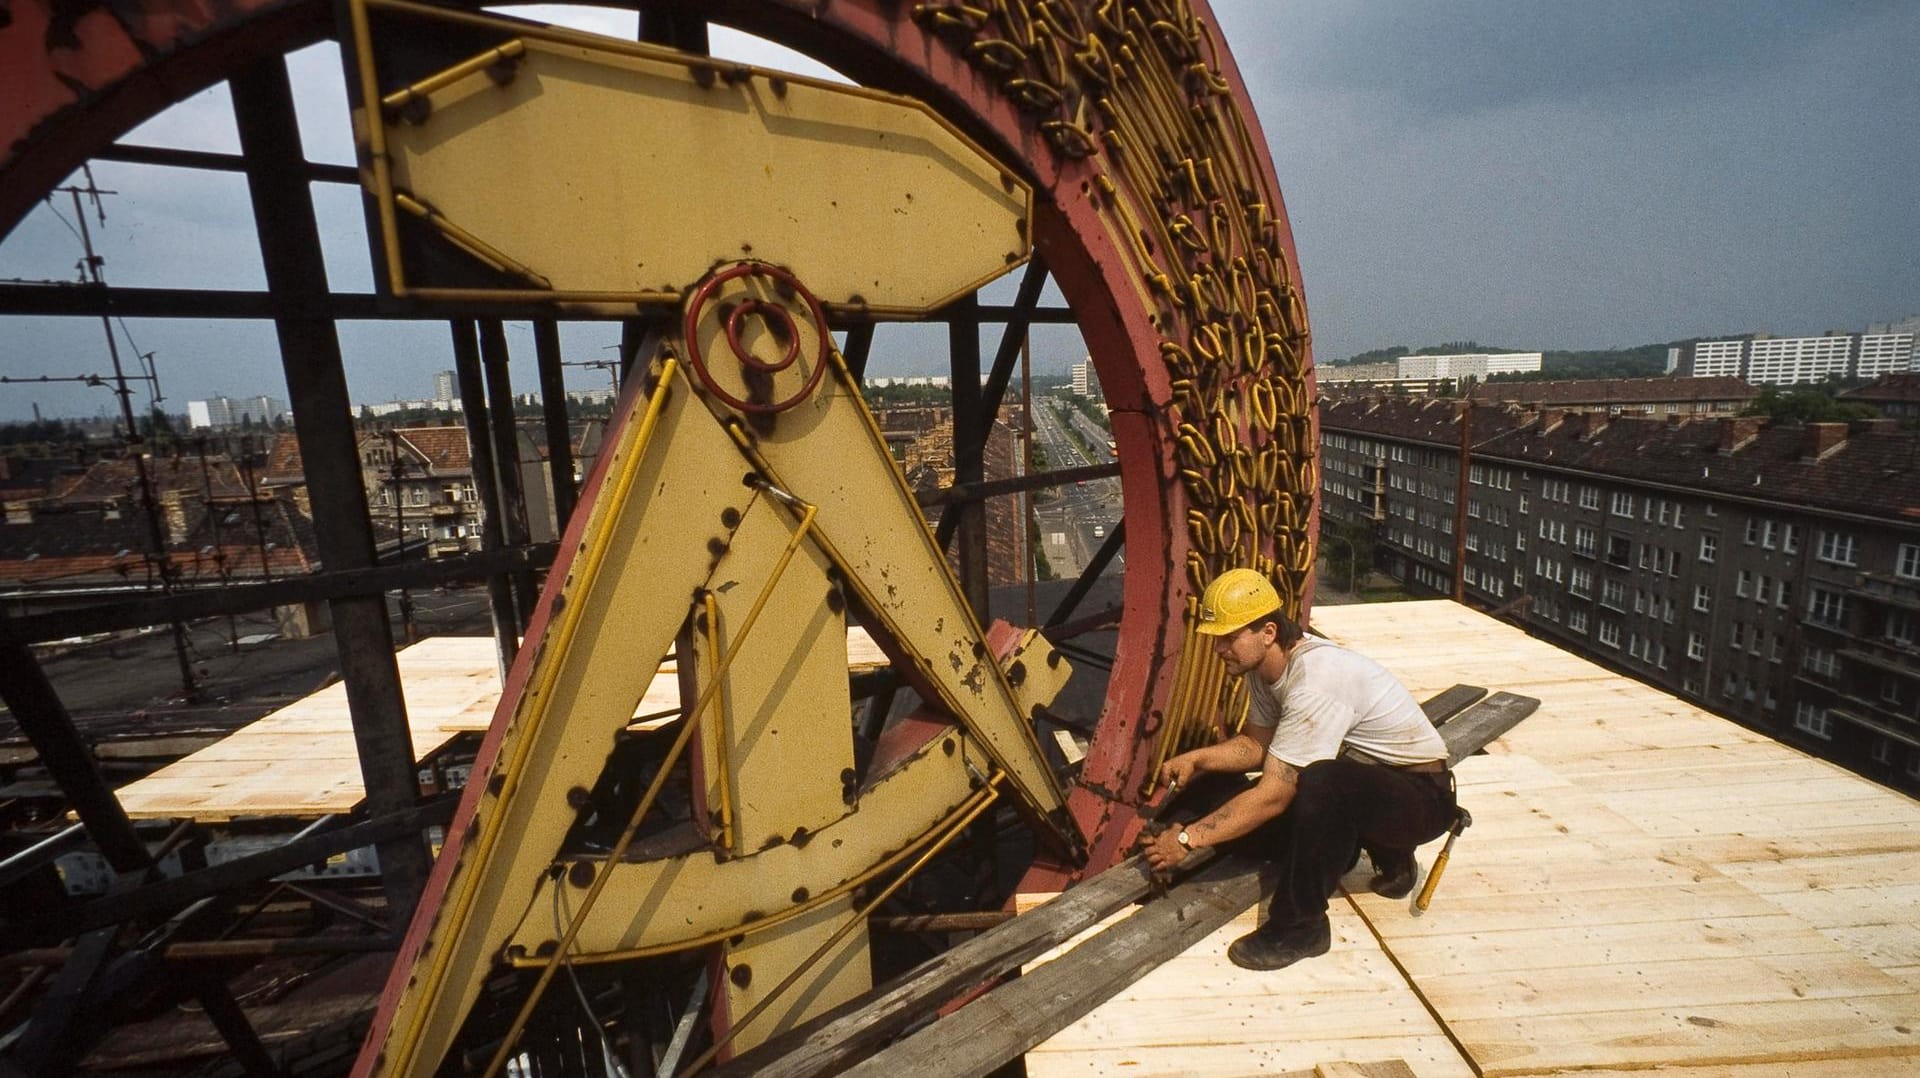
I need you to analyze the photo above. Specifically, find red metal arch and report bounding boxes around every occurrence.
[0,0,1314,885]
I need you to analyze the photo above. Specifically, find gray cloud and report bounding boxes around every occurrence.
[3,2,1916,420]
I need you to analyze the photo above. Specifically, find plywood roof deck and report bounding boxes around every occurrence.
[112,631,888,821]
[1026,600,1920,1077]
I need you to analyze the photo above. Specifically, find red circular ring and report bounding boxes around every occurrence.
[725,298,802,374]
[683,262,831,415]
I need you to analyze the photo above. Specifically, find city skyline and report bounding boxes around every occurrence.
[2,2,1916,420]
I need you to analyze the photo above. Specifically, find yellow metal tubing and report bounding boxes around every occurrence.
[393,193,552,288]
[484,497,819,1078]
[681,776,1003,1076]
[386,357,680,1076]
[381,40,527,113]
[345,0,405,297]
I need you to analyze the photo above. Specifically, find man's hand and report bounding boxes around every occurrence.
[1157,752,1200,792]
[1139,826,1189,872]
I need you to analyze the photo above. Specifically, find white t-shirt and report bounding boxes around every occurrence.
[1244,636,1449,768]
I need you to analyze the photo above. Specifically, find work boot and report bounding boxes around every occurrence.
[1227,915,1331,971]
[1368,851,1419,899]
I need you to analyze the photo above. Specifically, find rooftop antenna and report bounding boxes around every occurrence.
[51,165,200,701]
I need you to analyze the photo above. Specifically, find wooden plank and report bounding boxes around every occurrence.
[1453,995,1920,1076]
[1416,951,1914,1023]
[1420,684,1488,725]
[708,854,1192,1078]
[1028,1043,1472,1078]
[1440,693,1539,766]
[1381,915,1837,979]
[842,856,1268,1078]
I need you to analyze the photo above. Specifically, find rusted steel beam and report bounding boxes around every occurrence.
[0,795,457,951]
[0,645,150,872]
[452,319,521,669]
[0,544,556,646]
[1045,522,1126,629]
[478,319,538,631]
[916,462,1119,509]
[532,320,578,531]
[231,56,428,922]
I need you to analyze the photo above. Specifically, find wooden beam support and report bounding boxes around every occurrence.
[722,688,1538,1078]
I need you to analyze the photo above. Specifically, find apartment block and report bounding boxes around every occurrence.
[1668,333,1915,384]
[1320,397,1920,794]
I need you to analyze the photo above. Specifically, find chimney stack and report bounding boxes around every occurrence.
[1537,408,1566,433]
[1717,416,1762,454]
[1801,422,1847,461]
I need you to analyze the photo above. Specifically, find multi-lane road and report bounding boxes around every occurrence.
[1031,396,1124,582]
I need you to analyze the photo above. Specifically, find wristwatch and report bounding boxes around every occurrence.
[1175,829,1193,851]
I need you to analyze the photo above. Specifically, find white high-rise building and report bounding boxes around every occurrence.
[432,370,457,403]
[187,394,287,429]
[1670,333,1913,385]
[1070,360,1094,397]
[1396,352,1541,380]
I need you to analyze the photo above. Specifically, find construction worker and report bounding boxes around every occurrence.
[1139,568,1455,971]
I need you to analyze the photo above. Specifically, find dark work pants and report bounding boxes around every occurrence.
[1175,759,1457,930]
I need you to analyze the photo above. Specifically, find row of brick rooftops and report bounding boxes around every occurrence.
[1319,395,1920,522]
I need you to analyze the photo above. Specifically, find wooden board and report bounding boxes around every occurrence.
[112,628,889,821]
[1029,601,1920,1076]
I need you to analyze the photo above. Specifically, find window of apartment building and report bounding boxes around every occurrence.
[1516,532,1527,552]
[1610,492,1634,518]
[1463,565,1479,587]
[1699,534,1717,563]
[1469,463,1485,485]
[1464,533,1480,553]
[1579,486,1600,510]
[1880,679,1906,709]
[1573,526,1597,557]
[1744,519,1761,545]
[1783,523,1801,554]
[1513,564,1525,586]
[1871,738,1893,766]
[1793,702,1832,740]
[1736,570,1752,598]
[1887,609,1916,646]
[1606,535,1632,567]
[1693,584,1711,613]
[1662,596,1676,623]
[1491,468,1512,490]
[1816,530,1858,566]
[1807,586,1848,627]
[1729,621,1746,651]
[1801,647,1839,679]
[1601,578,1626,609]
[1570,568,1594,598]
[1568,609,1589,633]
[1599,621,1621,648]
[1518,495,1530,514]
[1687,631,1705,660]
[1632,589,1647,615]
[410,487,427,507]
[1467,499,1482,519]
[1769,633,1785,663]
[1898,544,1920,580]
[1762,520,1779,550]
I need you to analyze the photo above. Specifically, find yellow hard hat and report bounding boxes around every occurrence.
[1195,568,1280,635]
